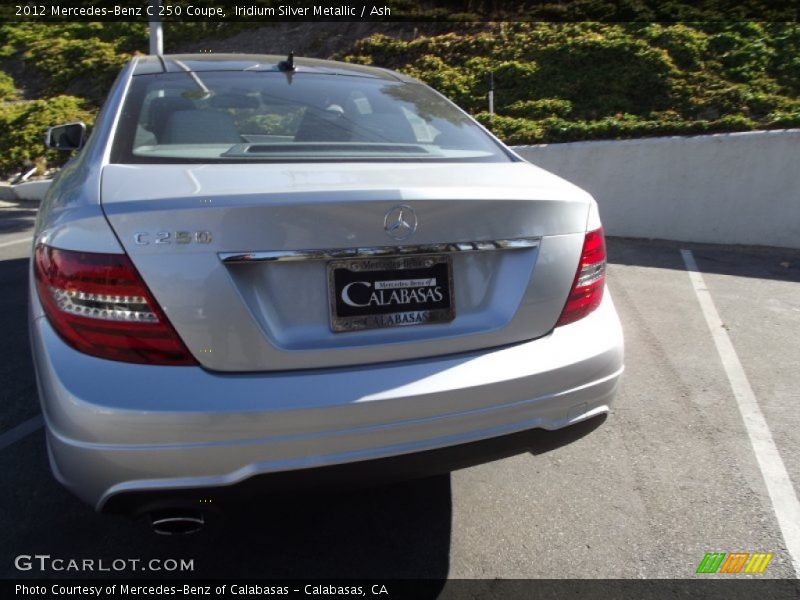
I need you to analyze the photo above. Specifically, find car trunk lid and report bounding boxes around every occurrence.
[100,161,591,371]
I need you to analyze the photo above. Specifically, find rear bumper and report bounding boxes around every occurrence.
[31,293,623,512]
[101,415,609,516]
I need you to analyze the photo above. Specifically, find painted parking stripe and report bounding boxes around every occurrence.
[0,414,43,450]
[681,249,800,578]
[0,236,32,249]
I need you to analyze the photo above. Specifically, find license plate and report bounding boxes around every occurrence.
[328,255,455,332]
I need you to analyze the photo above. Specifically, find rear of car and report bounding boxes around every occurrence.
[29,55,623,516]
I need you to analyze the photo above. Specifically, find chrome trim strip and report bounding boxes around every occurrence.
[219,237,540,264]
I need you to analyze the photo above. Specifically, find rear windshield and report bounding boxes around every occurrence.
[110,71,512,164]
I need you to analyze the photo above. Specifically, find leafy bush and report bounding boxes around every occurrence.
[767,23,800,95]
[0,96,95,176]
[1,20,800,175]
[0,23,145,102]
[0,71,18,101]
[340,22,800,145]
[22,35,127,97]
[505,99,573,119]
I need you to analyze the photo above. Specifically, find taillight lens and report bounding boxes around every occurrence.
[34,244,197,365]
[556,227,606,327]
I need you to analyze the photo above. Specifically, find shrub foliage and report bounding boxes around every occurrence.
[339,22,800,144]
[0,21,799,175]
[0,95,94,174]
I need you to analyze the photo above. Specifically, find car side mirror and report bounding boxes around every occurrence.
[45,122,86,151]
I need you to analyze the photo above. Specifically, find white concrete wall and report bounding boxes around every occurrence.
[13,180,51,201]
[513,129,800,249]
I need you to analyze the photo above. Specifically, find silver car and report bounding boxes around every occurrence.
[30,54,623,532]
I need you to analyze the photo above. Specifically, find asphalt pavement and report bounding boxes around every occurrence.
[1,198,799,581]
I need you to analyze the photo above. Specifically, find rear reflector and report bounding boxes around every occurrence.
[556,228,606,327]
[34,245,197,365]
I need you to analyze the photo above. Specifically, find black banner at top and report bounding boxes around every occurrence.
[1,0,799,23]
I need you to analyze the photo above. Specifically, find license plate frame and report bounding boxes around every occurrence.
[327,254,455,333]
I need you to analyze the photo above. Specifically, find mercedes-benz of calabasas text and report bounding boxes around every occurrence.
[30,54,623,532]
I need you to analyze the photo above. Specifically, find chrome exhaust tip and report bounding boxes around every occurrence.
[150,511,205,535]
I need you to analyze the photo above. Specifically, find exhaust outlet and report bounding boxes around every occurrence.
[150,511,205,535]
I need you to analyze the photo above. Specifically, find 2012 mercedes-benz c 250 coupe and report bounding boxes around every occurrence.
[30,54,623,530]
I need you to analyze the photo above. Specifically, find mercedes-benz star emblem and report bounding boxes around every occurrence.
[383,205,418,241]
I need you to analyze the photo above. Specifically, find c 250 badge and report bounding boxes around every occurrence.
[133,231,213,245]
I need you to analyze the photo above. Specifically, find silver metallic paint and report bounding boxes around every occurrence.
[100,163,591,371]
[32,293,623,509]
[29,54,624,511]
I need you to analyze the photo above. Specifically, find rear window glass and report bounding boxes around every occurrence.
[110,70,512,163]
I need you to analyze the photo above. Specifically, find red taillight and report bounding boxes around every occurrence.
[34,245,197,365]
[556,227,606,327]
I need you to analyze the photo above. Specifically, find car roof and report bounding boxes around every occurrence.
[133,53,416,82]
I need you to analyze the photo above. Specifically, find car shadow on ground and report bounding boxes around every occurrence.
[2,418,607,581]
[607,236,800,283]
[0,257,38,429]
[0,201,38,236]
[2,430,454,581]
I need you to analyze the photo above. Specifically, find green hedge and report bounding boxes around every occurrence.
[0,71,17,101]
[0,23,145,102]
[0,23,138,176]
[1,21,800,176]
[0,95,94,175]
[339,22,800,144]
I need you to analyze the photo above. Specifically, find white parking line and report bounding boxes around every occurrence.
[681,249,800,578]
[0,236,32,249]
[0,415,44,451]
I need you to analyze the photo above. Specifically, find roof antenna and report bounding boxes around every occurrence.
[278,51,296,72]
